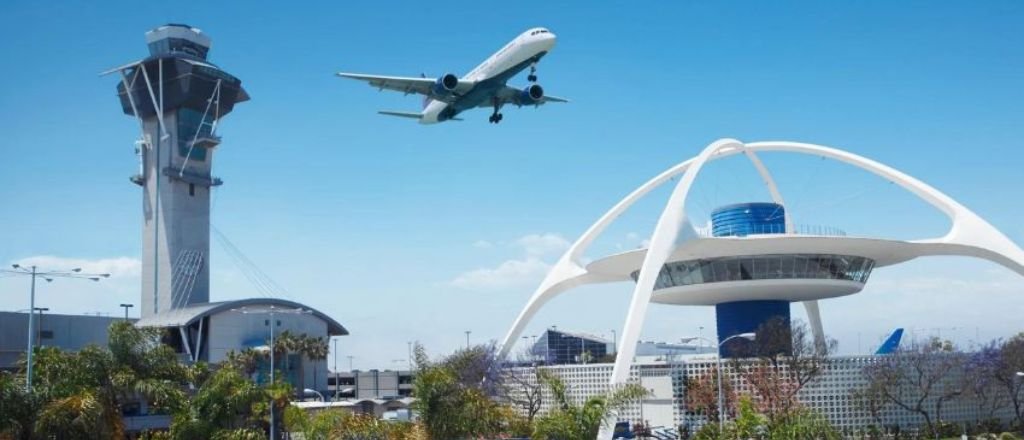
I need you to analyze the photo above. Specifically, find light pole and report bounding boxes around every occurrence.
[682,332,757,429]
[610,329,617,354]
[407,341,413,370]
[303,388,325,402]
[465,330,471,349]
[33,307,48,348]
[120,303,134,320]
[332,337,339,402]
[2,264,109,391]
[347,355,354,371]
[232,305,311,440]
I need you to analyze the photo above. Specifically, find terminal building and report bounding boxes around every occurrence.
[497,139,1024,432]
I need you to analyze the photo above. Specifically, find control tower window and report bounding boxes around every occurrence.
[177,108,210,161]
[148,38,209,59]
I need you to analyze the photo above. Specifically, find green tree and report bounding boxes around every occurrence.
[411,343,512,439]
[531,372,649,440]
[0,372,37,440]
[29,321,189,439]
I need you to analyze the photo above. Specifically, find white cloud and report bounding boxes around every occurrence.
[11,255,141,278]
[449,233,571,291]
[1,256,142,316]
[515,233,570,256]
[449,257,550,291]
[472,240,494,249]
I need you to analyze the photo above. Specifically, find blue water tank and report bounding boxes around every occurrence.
[711,202,785,237]
[711,202,791,358]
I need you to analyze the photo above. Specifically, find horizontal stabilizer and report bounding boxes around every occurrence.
[378,110,423,120]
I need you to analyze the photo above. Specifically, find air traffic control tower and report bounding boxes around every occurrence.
[108,24,249,317]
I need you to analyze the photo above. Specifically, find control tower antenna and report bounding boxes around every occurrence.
[102,24,249,317]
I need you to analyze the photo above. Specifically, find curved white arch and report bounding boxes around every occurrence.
[498,139,1024,375]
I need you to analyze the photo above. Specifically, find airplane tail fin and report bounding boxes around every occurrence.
[875,328,904,354]
[378,110,423,120]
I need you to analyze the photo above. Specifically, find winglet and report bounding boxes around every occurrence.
[377,110,423,120]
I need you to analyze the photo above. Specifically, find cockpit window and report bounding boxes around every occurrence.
[530,29,549,36]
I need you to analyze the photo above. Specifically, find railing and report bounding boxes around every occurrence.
[693,223,847,238]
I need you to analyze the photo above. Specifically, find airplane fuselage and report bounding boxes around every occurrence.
[421,28,556,124]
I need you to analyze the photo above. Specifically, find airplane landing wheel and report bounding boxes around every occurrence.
[489,113,503,123]
[528,74,537,82]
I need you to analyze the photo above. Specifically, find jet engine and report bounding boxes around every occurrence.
[432,73,459,95]
[518,84,544,105]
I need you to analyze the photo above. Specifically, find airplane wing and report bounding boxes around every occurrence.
[485,85,571,108]
[336,72,474,103]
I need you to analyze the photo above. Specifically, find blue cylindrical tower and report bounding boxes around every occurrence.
[711,202,792,357]
[711,202,786,237]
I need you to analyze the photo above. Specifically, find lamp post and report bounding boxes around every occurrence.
[120,303,134,320]
[610,329,617,354]
[465,330,471,349]
[33,307,48,348]
[232,305,311,440]
[332,337,339,402]
[303,388,325,402]
[2,264,109,391]
[681,332,756,429]
[347,355,354,371]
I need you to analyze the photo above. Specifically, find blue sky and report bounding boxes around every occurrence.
[1,1,1022,368]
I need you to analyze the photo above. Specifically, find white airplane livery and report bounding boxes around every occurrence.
[337,28,567,124]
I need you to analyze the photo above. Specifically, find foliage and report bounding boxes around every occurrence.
[27,321,190,439]
[731,318,836,421]
[858,338,970,435]
[692,396,839,440]
[411,343,513,440]
[165,364,273,439]
[993,333,1024,429]
[0,372,37,440]
[684,367,736,422]
[531,371,648,440]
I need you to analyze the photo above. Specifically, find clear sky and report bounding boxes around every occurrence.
[1,1,1022,369]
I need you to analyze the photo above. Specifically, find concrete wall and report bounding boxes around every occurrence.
[0,312,124,370]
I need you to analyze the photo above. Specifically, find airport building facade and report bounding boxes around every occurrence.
[505,355,1016,435]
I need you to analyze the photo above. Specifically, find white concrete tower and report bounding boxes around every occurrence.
[108,24,249,317]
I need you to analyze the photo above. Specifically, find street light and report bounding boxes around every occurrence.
[120,303,134,320]
[682,332,756,429]
[33,307,49,348]
[465,330,471,349]
[2,264,109,391]
[303,388,325,402]
[232,305,311,440]
[332,337,339,402]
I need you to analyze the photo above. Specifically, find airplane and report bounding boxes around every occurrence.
[336,27,568,125]
[874,328,904,355]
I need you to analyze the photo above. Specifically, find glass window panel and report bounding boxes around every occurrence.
[766,257,782,279]
[781,256,795,278]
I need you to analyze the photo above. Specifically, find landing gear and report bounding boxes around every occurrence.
[489,99,504,124]
[527,63,538,82]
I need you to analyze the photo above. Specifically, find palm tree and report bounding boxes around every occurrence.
[29,321,189,439]
[304,337,330,395]
[532,372,649,440]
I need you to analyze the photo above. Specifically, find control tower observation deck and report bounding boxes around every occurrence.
[108,24,249,317]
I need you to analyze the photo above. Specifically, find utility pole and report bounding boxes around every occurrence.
[465,330,471,349]
[2,264,109,391]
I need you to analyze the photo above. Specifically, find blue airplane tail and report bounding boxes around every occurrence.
[875,328,904,354]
